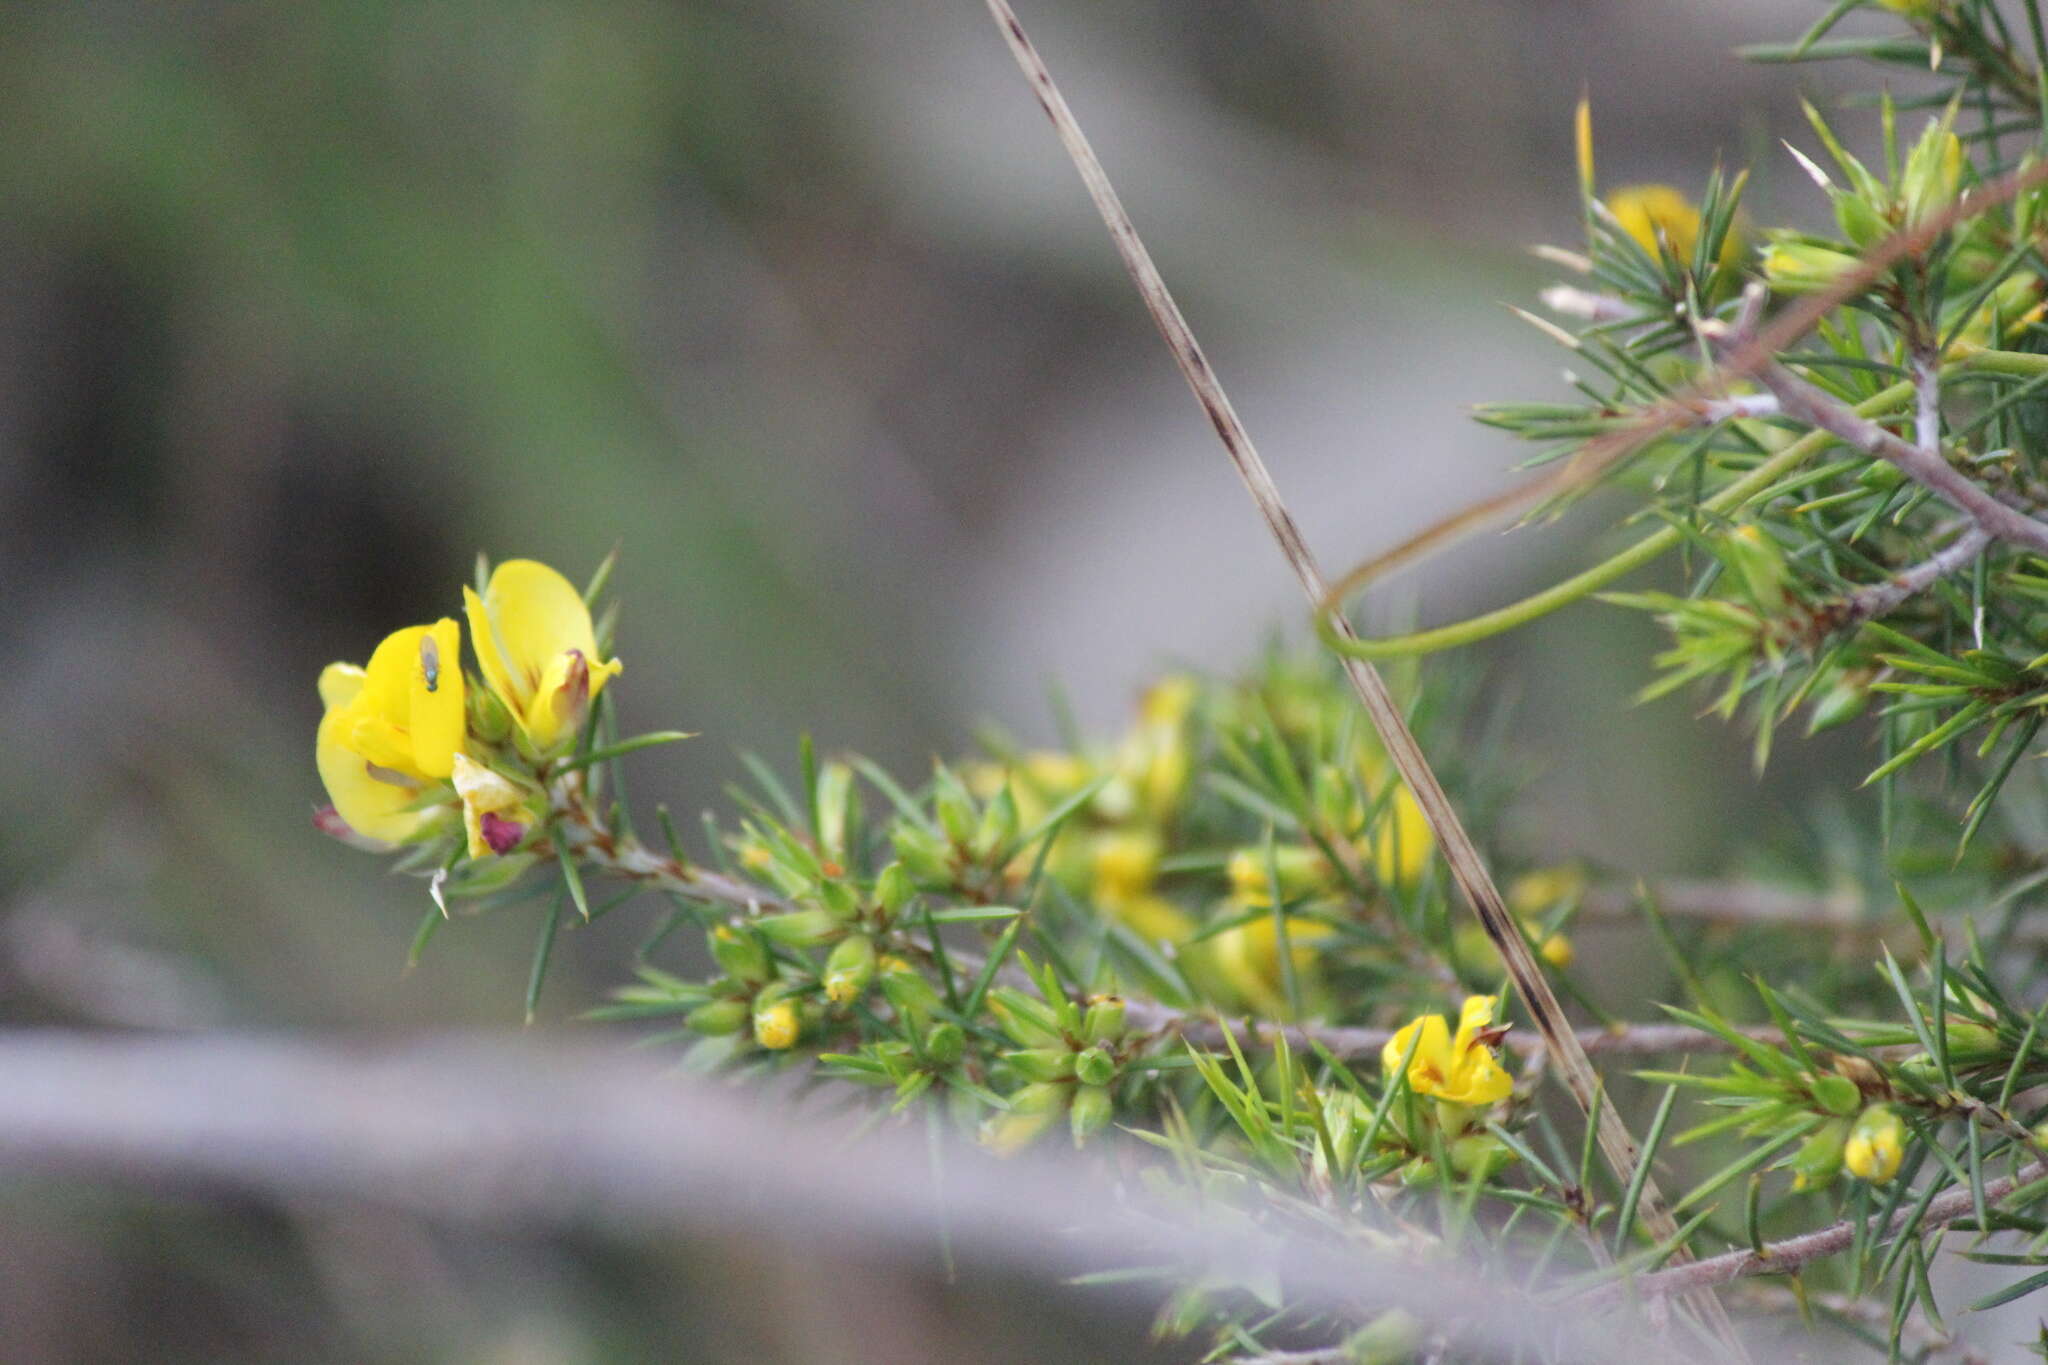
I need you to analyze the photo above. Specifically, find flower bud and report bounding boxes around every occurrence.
[933,771,978,846]
[879,955,941,1022]
[753,995,802,1051]
[1899,121,1963,231]
[1845,1105,1906,1184]
[971,784,1019,861]
[1807,673,1872,735]
[467,683,513,743]
[1082,993,1127,1044]
[1944,1018,2002,1063]
[1447,1133,1515,1181]
[890,823,953,884]
[1069,1083,1114,1146]
[874,861,915,917]
[1811,1072,1863,1117]
[711,925,772,985]
[755,908,837,947]
[990,988,1067,1047]
[1073,1045,1117,1088]
[818,878,860,923]
[1763,238,1864,294]
[981,1105,1062,1157]
[1789,1118,1850,1191]
[1724,524,1789,611]
[924,1021,965,1067]
[822,934,877,1005]
[1009,1081,1072,1116]
[686,999,749,1036]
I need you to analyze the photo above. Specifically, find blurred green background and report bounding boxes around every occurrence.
[0,1,1876,1359]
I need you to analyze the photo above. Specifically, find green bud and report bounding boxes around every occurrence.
[932,769,978,846]
[1762,237,1864,294]
[1832,188,1890,250]
[879,956,941,1022]
[1723,524,1789,611]
[1899,118,1963,231]
[890,823,953,884]
[1856,461,1907,490]
[1806,674,1871,736]
[1069,1083,1114,1146]
[685,999,749,1036]
[981,1105,1061,1157]
[1397,1156,1437,1187]
[467,682,514,744]
[924,1021,965,1066]
[1787,1117,1851,1192]
[1811,1072,1863,1117]
[818,878,861,923]
[1010,1081,1072,1116]
[1945,1018,2002,1062]
[755,908,838,947]
[822,934,877,1005]
[874,861,915,916]
[1447,1133,1516,1181]
[1072,1045,1116,1088]
[1006,1048,1077,1083]
[990,987,1067,1047]
[1082,993,1127,1045]
[972,784,1019,861]
[710,925,772,985]
[1344,1309,1424,1365]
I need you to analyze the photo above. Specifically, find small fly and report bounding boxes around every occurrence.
[420,634,442,693]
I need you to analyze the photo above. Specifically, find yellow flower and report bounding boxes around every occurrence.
[450,753,528,859]
[315,619,464,844]
[1381,995,1514,1107]
[1606,184,1744,272]
[1368,779,1431,888]
[464,559,622,753]
[1844,1105,1905,1183]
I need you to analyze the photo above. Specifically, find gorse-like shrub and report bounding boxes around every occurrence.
[316,4,2048,1360]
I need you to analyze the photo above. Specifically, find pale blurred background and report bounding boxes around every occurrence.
[0,1,1888,1360]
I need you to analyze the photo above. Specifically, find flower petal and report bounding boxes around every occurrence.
[318,662,366,711]
[406,618,464,778]
[316,705,426,845]
[484,560,599,696]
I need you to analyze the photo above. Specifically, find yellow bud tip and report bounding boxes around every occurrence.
[1574,93,1595,199]
[1538,934,1574,969]
[824,973,858,1005]
[754,1000,800,1050]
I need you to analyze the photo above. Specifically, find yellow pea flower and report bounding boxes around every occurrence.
[1606,184,1744,272]
[1381,995,1514,1107]
[1844,1105,1906,1183]
[314,619,464,845]
[450,753,528,859]
[464,559,622,753]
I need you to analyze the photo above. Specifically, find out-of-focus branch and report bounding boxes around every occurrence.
[0,1029,1642,1364]
[1582,1158,2048,1304]
[1576,879,2048,948]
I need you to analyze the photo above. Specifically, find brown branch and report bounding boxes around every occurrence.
[978,3,1738,1352]
[1583,1159,2048,1305]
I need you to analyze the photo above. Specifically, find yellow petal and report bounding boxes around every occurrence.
[318,662,366,711]
[1443,1051,1514,1107]
[352,621,466,778]
[1384,1013,1452,1091]
[1452,995,1499,1055]
[484,560,599,694]
[408,618,464,778]
[316,704,426,845]
[464,584,525,715]
[1370,781,1433,887]
[470,561,622,748]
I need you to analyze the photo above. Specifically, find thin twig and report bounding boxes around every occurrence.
[1714,320,2048,556]
[1583,1158,2048,1304]
[1833,524,1995,625]
[977,3,1739,1352]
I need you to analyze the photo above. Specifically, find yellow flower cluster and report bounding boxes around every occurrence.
[315,558,621,853]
